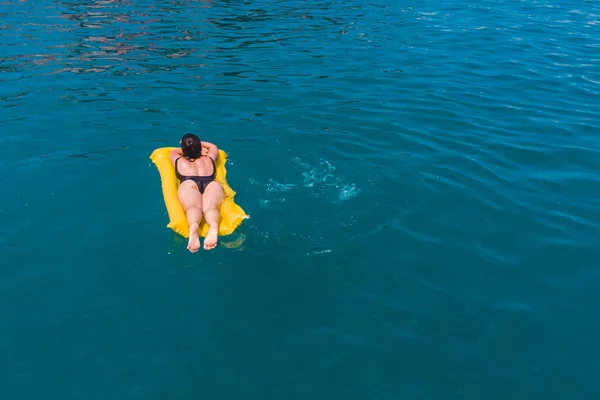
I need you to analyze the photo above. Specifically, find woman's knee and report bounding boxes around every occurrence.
[186,204,202,213]
[202,204,219,214]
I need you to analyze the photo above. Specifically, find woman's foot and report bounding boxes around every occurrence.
[203,226,219,250]
[187,223,201,253]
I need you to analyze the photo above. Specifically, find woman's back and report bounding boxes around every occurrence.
[176,156,215,178]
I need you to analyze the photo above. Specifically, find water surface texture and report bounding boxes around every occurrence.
[1,0,599,399]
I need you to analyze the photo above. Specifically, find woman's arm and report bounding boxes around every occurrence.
[201,141,219,161]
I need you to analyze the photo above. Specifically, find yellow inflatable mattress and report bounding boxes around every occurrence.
[150,147,248,238]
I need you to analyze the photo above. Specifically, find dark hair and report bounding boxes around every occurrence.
[181,133,201,160]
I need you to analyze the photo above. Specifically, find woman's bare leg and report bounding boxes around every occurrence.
[178,181,203,253]
[201,181,225,250]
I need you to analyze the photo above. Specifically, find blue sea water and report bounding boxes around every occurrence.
[1,0,600,398]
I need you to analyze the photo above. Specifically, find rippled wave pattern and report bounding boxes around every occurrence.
[1,0,599,399]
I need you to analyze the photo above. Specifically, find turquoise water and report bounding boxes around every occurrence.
[1,0,599,398]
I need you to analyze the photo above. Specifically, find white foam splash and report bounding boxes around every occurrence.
[253,157,359,205]
[338,183,360,201]
[295,157,359,201]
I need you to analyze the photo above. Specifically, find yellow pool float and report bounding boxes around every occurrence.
[150,147,249,238]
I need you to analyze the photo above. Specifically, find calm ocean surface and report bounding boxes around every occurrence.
[1,0,599,398]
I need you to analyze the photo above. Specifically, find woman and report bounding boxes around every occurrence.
[169,133,225,252]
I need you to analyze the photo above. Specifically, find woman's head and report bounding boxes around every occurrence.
[180,133,201,159]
